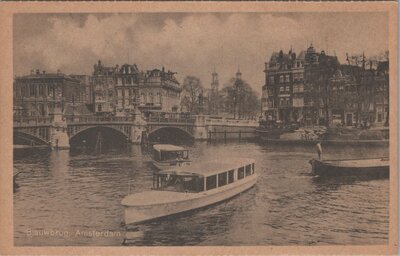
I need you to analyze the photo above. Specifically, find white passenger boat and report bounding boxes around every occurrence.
[151,144,191,170]
[121,158,258,225]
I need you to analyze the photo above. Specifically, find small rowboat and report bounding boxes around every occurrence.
[309,157,389,177]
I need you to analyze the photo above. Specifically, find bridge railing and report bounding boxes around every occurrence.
[14,116,53,127]
[205,117,258,127]
[147,116,196,124]
[66,116,135,123]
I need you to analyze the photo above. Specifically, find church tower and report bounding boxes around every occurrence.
[210,69,219,115]
[211,69,219,93]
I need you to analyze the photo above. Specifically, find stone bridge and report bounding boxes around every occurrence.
[13,114,257,149]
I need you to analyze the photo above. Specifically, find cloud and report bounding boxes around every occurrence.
[14,13,388,94]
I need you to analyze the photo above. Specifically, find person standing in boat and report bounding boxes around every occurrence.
[316,141,322,160]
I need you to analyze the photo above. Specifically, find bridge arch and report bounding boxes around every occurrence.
[14,131,49,146]
[69,126,129,147]
[148,126,194,143]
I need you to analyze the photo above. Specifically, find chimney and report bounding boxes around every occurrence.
[30,69,34,75]
[42,70,46,74]
[36,69,40,75]
[162,67,165,72]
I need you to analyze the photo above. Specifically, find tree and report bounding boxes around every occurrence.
[221,78,260,119]
[180,76,204,114]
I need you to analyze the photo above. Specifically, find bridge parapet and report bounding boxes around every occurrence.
[205,117,258,127]
[14,116,53,127]
[147,116,195,124]
[66,115,135,124]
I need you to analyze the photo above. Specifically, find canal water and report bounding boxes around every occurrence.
[13,141,389,246]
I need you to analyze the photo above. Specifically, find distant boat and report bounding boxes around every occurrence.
[309,157,389,177]
[151,144,191,170]
[121,158,258,225]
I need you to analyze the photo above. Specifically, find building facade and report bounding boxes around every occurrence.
[262,49,306,123]
[92,60,181,116]
[13,69,85,117]
[262,45,389,128]
[92,60,117,115]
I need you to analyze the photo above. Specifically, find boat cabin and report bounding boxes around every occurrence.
[152,144,189,162]
[152,158,256,193]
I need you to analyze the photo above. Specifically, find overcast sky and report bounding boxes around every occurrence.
[14,12,388,94]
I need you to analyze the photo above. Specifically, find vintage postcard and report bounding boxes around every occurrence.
[0,1,398,255]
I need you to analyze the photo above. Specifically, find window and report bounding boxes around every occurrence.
[141,93,146,103]
[30,85,35,97]
[97,104,102,112]
[39,85,44,96]
[228,170,234,183]
[218,172,227,187]
[156,175,204,192]
[299,84,304,92]
[149,93,154,104]
[293,85,298,93]
[279,75,284,83]
[206,175,217,190]
[279,87,284,93]
[285,74,290,83]
[238,167,245,180]
[285,86,290,92]
[269,76,274,85]
[157,92,162,104]
[245,165,252,176]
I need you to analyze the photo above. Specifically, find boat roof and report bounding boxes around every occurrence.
[153,144,186,152]
[158,158,255,177]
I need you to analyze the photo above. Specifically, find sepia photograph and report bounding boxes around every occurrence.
[0,1,397,254]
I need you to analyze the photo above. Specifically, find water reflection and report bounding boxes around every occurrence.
[13,141,389,246]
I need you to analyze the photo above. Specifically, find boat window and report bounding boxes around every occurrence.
[182,150,189,159]
[218,172,227,187]
[238,167,245,180]
[206,175,217,190]
[160,151,182,161]
[245,164,252,176]
[153,150,161,161]
[156,175,204,192]
[228,170,234,184]
[251,163,255,174]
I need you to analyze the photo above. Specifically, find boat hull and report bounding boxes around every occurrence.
[123,174,257,225]
[310,159,389,178]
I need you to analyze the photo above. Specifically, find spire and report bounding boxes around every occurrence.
[236,67,242,80]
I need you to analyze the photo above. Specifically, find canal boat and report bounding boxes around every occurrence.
[151,144,191,170]
[309,157,389,177]
[121,158,258,225]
